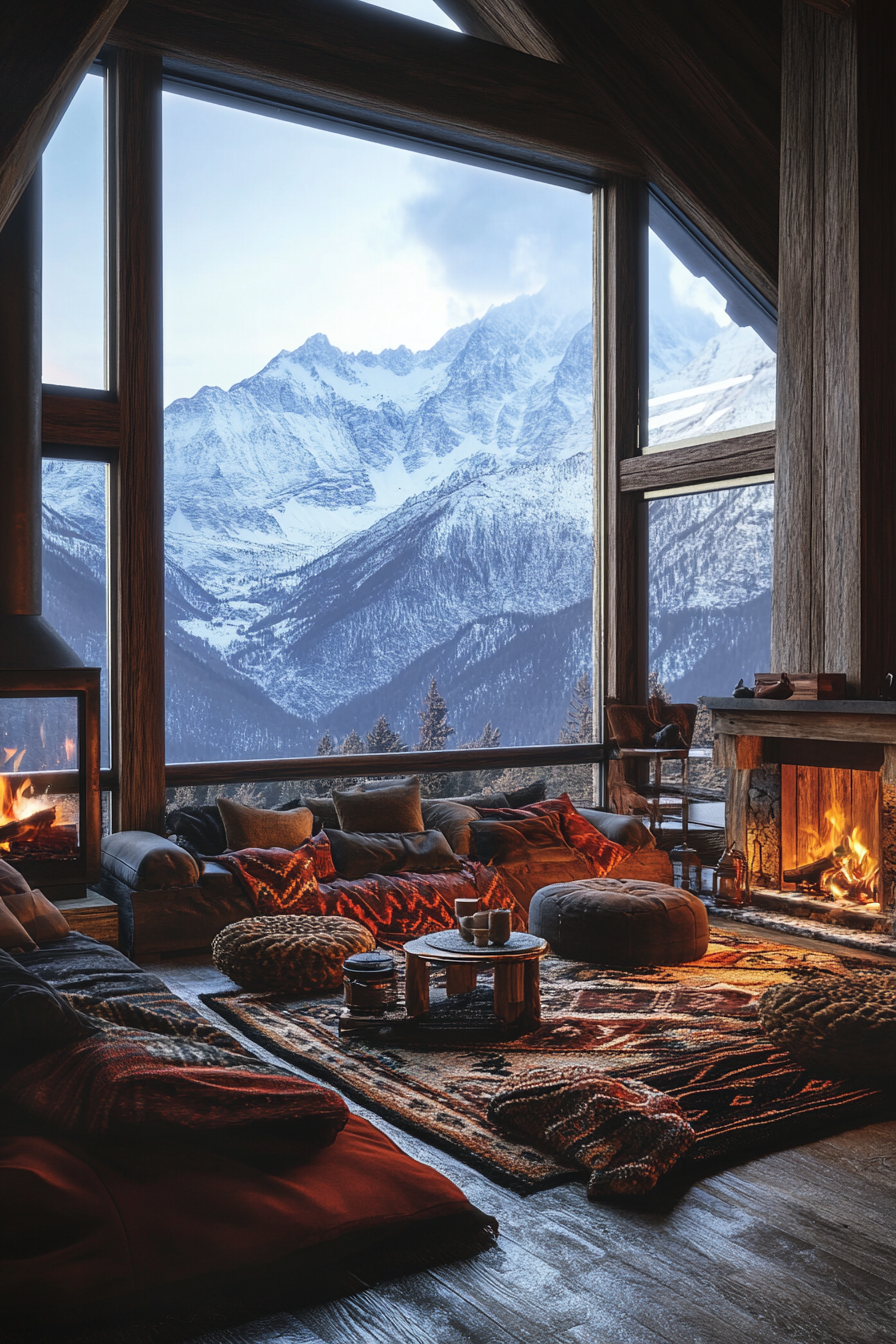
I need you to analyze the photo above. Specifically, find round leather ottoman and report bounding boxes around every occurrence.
[528,878,709,966]
[759,971,896,1080]
[212,915,375,992]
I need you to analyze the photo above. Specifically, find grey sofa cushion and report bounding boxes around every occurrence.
[576,808,654,851]
[102,831,201,891]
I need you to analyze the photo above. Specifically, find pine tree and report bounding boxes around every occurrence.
[340,729,365,756]
[478,721,501,748]
[366,715,406,754]
[417,678,454,752]
[316,731,333,756]
[559,673,593,744]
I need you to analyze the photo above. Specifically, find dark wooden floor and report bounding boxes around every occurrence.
[158,926,896,1344]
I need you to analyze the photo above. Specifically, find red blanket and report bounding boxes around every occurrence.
[215,847,525,943]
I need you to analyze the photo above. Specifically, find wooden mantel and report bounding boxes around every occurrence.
[705,696,896,785]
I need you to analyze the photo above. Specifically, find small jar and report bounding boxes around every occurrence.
[343,951,399,1015]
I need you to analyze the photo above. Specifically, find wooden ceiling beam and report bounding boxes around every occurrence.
[454,0,781,303]
[109,0,641,180]
[0,0,127,234]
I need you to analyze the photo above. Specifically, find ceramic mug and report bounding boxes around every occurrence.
[489,909,512,946]
[457,915,476,943]
[471,911,491,930]
[473,928,490,947]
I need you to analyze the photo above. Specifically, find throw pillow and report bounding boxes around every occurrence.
[478,794,630,877]
[300,795,341,831]
[166,803,227,857]
[469,813,579,867]
[333,777,424,834]
[0,857,30,895]
[503,779,547,808]
[351,775,418,792]
[577,807,655,851]
[420,799,480,855]
[325,829,462,881]
[217,797,314,852]
[0,899,37,954]
[487,1064,695,1197]
[0,948,96,1070]
[303,831,337,882]
[448,792,509,809]
[3,889,70,944]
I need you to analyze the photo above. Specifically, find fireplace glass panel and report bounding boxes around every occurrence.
[1,697,81,866]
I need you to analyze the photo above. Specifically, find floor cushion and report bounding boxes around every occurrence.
[0,1114,495,1325]
[528,878,709,965]
[212,914,375,992]
[759,971,896,1080]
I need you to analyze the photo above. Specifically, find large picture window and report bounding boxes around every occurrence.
[162,93,595,766]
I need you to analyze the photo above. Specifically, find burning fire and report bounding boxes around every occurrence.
[0,744,78,860]
[807,805,880,908]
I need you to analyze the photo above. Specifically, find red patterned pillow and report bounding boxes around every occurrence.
[477,794,629,876]
[215,846,319,915]
[303,831,337,882]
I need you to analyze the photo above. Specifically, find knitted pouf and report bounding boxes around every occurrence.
[212,915,375,993]
[487,1064,695,1197]
[759,972,896,1080]
[528,878,709,965]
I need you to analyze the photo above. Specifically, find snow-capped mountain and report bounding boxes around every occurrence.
[40,289,776,765]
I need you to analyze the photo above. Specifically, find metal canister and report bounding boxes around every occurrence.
[342,951,398,1015]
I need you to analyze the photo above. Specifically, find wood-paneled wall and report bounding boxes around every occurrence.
[772,0,896,695]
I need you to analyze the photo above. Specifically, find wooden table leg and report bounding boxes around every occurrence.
[404,953,430,1017]
[522,959,541,1026]
[445,963,478,997]
[493,959,525,1022]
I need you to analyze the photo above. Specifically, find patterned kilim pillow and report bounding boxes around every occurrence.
[759,972,896,1080]
[487,1063,695,1197]
[212,915,375,993]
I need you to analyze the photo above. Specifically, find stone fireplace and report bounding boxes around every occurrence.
[705,698,896,939]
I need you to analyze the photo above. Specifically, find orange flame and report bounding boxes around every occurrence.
[0,771,34,851]
[64,737,75,762]
[806,804,880,908]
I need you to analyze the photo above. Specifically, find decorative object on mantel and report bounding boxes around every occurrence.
[732,678,755,698]
[754,671,846,700]
[755,672,795,700]
[879,672,896,701]
[712,844,750,906]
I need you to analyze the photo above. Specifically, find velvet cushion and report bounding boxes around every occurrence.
[528,878,710,966]
[333,778,424,834]
[576,807,655,851]
[420,799,480,855]
[469,813,579,867]
[300,795,341,830]
[218,798,314,852]
[0,948,95,1068]
[0,857,30,895]
[0,900,37,954]
[477,794,630,875]
[3,888,70,944]
[325,829,462,881]
[0,1114,489,1326]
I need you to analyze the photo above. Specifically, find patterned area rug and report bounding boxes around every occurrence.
[202,928,895,1193]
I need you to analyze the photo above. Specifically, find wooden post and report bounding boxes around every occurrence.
[445,963,478,997]
[112,50,166,833]
[404,952,430,1017]
[773,0,896,694]
[493,959,525,1022]
[523,958,542,1027]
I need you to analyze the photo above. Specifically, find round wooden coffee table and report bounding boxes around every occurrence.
[403,933,548,1028]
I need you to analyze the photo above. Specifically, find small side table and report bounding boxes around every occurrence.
[403,935,548,1029]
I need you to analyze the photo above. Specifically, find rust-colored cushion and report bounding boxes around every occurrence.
[0,858,30,895]
[333,778,424,834]
[0,900,37,954]
[420,799,480,855]
[0,1113,487,1324]
[3,888,70,945]
[218,798,314,852]
[528,878,709,966]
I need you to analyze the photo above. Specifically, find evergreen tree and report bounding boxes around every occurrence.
[417,678,454,752]
[478,721,501,748]
[316,731,333,756]
[559,673,593,744]
[366,715,406,754]
[340,729,365,756]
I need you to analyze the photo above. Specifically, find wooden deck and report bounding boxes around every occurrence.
[156,928,896,1344]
